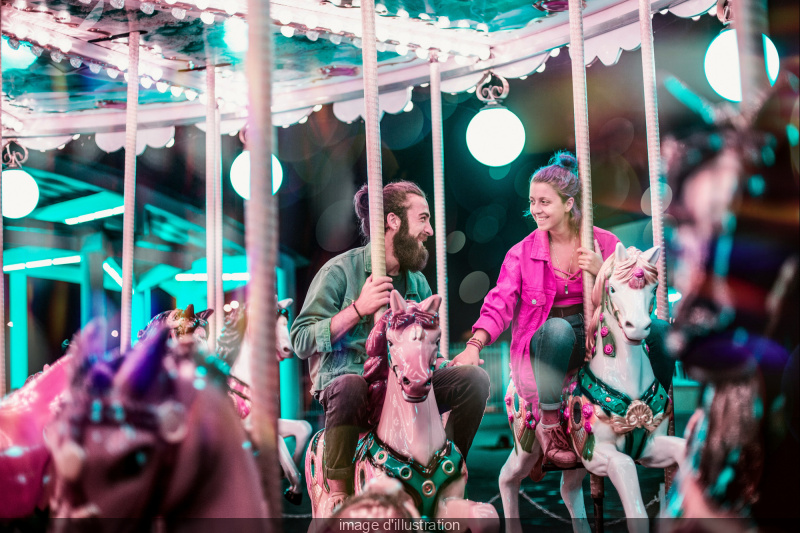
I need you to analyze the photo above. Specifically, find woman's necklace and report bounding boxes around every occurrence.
[550,234,577,294]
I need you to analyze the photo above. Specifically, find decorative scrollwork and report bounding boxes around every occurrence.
[2,141,29,169]
[475,72,510,104]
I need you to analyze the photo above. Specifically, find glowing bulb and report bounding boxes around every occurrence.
[230,152,283,199]
[2,169,40,218]
[704,29,779,102]
[2,37,37,69]
[224,17,248,52]
[466,106,525,167]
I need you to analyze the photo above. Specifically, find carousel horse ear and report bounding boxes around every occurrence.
[641,246,661,266]
[184,304,195,318]
[113,327,170,398]
[419,294,442,314]
[196,309,214,322]
[277,298,293,310]
[614,241,629,263]
[389,290,408,315]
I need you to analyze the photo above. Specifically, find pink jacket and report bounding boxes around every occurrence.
[473,227,621,405]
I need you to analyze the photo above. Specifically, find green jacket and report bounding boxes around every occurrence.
[290,243,433,393]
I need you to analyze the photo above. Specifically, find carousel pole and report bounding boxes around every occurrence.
[120,31,140,354]
[429,57,449,356]
[214,106,224,348]
[0,4,5,396]
[245,0,282,519]
[568,1,604,527]
[732,0,769,121]
[361,0,387,294]
[205,66,218,350]
[567,0,595,321]
[638,0,668,319]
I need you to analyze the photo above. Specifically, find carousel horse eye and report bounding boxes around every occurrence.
[108,446,153,482]
[609,286,616,294]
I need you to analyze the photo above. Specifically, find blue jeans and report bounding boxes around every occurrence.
[530,316,673,408]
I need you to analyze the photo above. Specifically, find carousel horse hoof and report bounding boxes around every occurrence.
[284,488,303,505]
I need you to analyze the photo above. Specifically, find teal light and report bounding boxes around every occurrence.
[466,105,525,167]
[704,29,780,102]
[230,151,283,199]
[223,17,248,53]
[2,169,39,218]
[1,37,37,70]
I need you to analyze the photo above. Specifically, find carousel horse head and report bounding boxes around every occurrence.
[138,304,214,351]
[365,291,441,404]
[45,320,264,523]
[217,298,294,367]
[588,243,660,355]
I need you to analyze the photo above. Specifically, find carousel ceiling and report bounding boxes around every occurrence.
[1,0,716,139]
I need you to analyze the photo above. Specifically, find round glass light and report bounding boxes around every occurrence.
[230,151,283,199]
[466,105,526,167]
[2,37,37,70]
[2,168,40,218]
[704,29,779,102]
[223,17,248,53]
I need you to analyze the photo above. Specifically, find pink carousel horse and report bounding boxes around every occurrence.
[499,244,685,533]
[217,299,313,504]
[44,321,265,525]
[305,291,499,531]
[0,305,212,519]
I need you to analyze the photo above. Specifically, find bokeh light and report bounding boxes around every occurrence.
[640,183,673,216]
[2,169,40,219]
[459,271,491,304]
[2,37,37,70]
[223,17,248,53]
[466,106,525,167]
[316,199,357,252]
[704,29,779,102]
[446,231,466,254]
[230,151,283,199]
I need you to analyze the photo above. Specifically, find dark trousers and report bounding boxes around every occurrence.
[319,365,491,481]
[530,315,674,407]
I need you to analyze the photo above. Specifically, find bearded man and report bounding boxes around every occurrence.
[291,181,490,511]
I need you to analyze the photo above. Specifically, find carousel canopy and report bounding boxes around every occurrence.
[2,0,716,139]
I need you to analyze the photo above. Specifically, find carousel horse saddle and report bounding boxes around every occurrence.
[570,367,671,461]
[355,432,463,519]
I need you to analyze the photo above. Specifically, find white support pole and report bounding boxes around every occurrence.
[429,58,449,357]
[732,0,769,121]
[205,66,218,350]
[568,0,595,321]
[361,0,387,296]
[120,31,140,354]
[214,105,224,344]
[638,0,668,320]
[0,4,6,396]
[246,0,281,519]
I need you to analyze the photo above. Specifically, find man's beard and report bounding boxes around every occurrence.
[393,219,429,272]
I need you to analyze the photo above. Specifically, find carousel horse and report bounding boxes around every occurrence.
[216,299,312,505]
[45,321,265,525]
[499,244,685,533]
[0,305,213,519]
[305,291,499,531]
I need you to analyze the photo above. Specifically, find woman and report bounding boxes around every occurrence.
[452,152,672,467]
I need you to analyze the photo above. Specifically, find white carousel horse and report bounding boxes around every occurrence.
[305,291,499,531]
[499,243,685,533]
[223,299,313,504]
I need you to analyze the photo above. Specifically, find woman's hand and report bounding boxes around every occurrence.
[577,239,604,276]
[451,346,484,366]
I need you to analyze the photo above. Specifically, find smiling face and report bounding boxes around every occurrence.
[529,181,574,233]
[391,194,433,272]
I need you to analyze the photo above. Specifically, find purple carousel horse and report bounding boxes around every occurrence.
[45,321,265,525]
[305,291,499,530]
[0,305,214,519]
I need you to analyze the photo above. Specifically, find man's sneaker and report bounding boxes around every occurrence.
[536,422,579,468]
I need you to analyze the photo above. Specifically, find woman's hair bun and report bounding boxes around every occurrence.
[552,151,578,171]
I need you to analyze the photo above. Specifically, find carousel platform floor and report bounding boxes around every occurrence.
[282,412,690,532]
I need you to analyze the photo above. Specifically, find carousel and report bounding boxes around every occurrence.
[1,0,797,532]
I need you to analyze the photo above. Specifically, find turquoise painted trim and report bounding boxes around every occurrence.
[9,272,28,390]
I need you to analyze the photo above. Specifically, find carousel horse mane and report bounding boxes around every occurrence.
[585,247,659,359]
[362,302,440,427]
[137,304,213,341]
[217,305,248,365]
[46,321,264,521]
